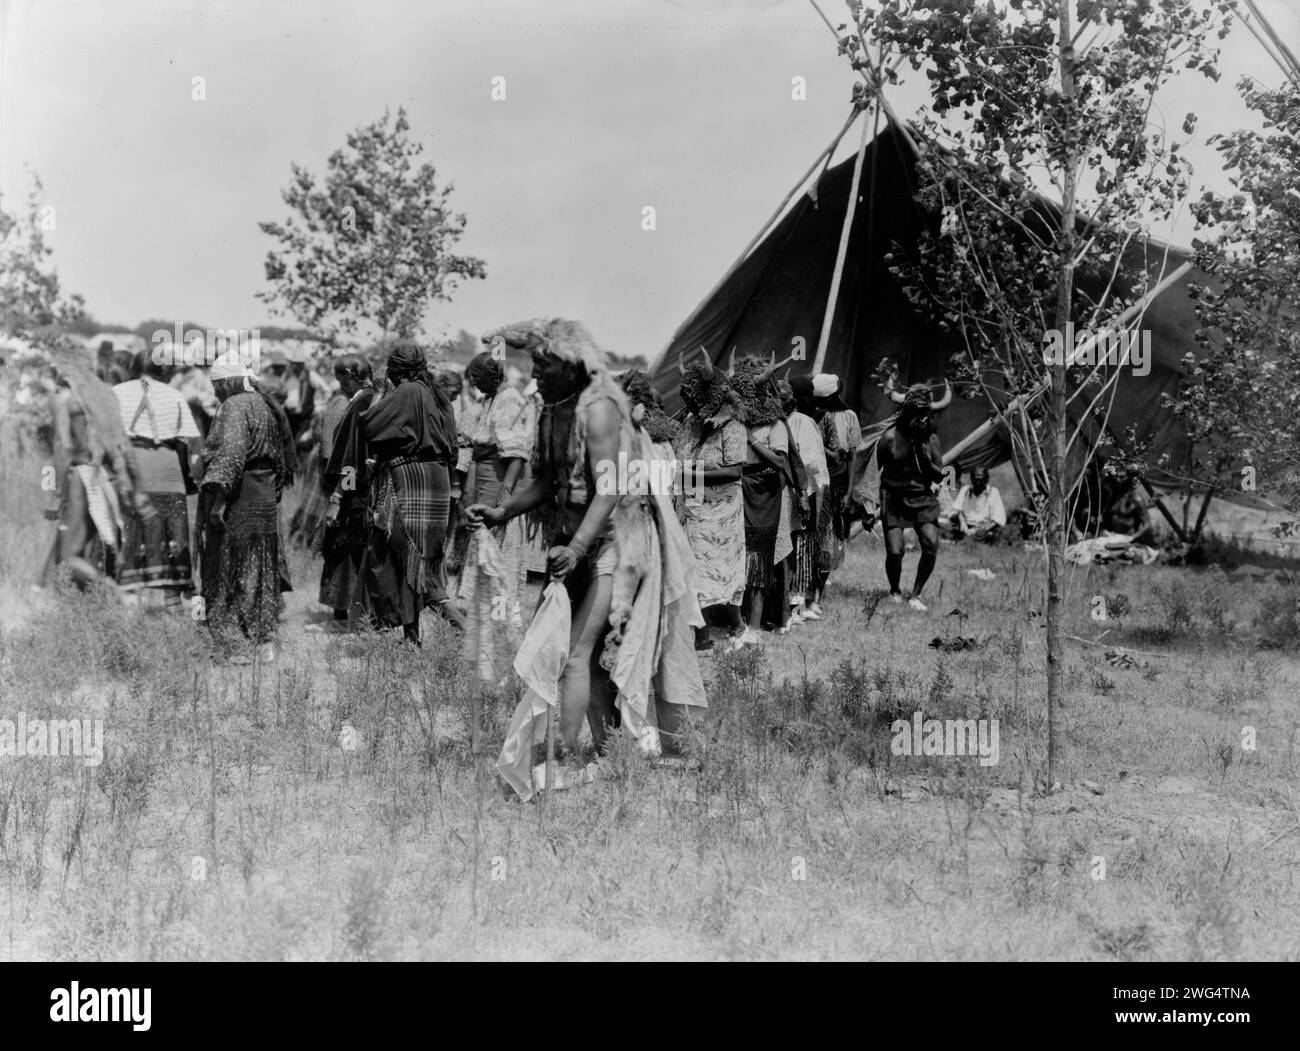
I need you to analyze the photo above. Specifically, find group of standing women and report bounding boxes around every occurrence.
[670,349,862,651]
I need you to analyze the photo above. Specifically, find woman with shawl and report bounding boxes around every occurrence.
[289,364,351,552]
[669,350,747,651]
[199,351,296,664]
[458,348,534,685]
[311,354,376,629]
[733,355,795,646]
[357,342,457,645]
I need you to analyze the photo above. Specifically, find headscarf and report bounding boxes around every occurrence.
[812,373,849,412]
[385,341,437,394]
[210,349,297,485]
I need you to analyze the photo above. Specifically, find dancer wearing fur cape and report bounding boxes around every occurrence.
[467,319,705,797]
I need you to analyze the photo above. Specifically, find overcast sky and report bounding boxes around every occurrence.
[2,0,1297,357]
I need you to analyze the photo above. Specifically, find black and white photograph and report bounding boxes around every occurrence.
[0,0,1297,1009]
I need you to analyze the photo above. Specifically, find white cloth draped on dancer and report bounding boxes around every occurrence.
[495,426,707,800]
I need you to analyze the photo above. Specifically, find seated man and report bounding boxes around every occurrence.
[949,465,1006,541]
[1102,478,1153,544]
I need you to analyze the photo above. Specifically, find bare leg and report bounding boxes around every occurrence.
[912,522,939,597]
[58,474,109,589]
[558,573,614,756]
[884,526,905,594]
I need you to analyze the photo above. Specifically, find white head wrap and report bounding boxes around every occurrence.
[812,373,840,398]
[210,349,254,383]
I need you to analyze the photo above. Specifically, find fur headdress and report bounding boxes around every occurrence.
[482,317,609,377]
[731,355,785,427]
[619,369,679,444]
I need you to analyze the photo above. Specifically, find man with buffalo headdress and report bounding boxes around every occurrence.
[467,319,705,774]
[877,377,952,611]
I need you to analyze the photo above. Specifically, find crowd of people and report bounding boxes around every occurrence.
[21,323,1031,777]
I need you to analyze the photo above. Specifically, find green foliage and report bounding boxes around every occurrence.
[1176,79,1300,516]
[258,107,486,342]
[0,174,86,335]
[843,0,1230,486]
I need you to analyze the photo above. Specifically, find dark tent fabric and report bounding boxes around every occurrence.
[649,119,1203,487]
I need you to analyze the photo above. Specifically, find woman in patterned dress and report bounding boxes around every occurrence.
[198,351,296,664]
[458,349,534,685]
[671,350,747,651]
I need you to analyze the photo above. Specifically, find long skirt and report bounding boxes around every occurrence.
[359,459,449,629]
[200,468,281,651]
[319,501,367,614]
[119,444,191,592]
[289,447,330,552]
[459,454,526,684]
[680,481,746,609]
[789,528,817,596]
[742,463,782,590]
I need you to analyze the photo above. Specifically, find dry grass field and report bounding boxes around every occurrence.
[1,436,1298,961]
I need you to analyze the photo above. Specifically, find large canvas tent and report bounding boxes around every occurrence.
[648,112,1205,491]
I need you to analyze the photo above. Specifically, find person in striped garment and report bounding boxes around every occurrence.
[113,350,201,610]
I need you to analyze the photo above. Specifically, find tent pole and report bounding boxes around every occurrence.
[647,107,862,376]
[812,105,873,374]
[1241,0,1300,86]
[1141,479,1188,543]
[940,260,1195,466]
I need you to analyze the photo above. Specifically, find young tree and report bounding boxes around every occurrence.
[258,107,486,343]
[0,174,86,336]
[1174,77,1300,533]
[836,0,1232,786]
